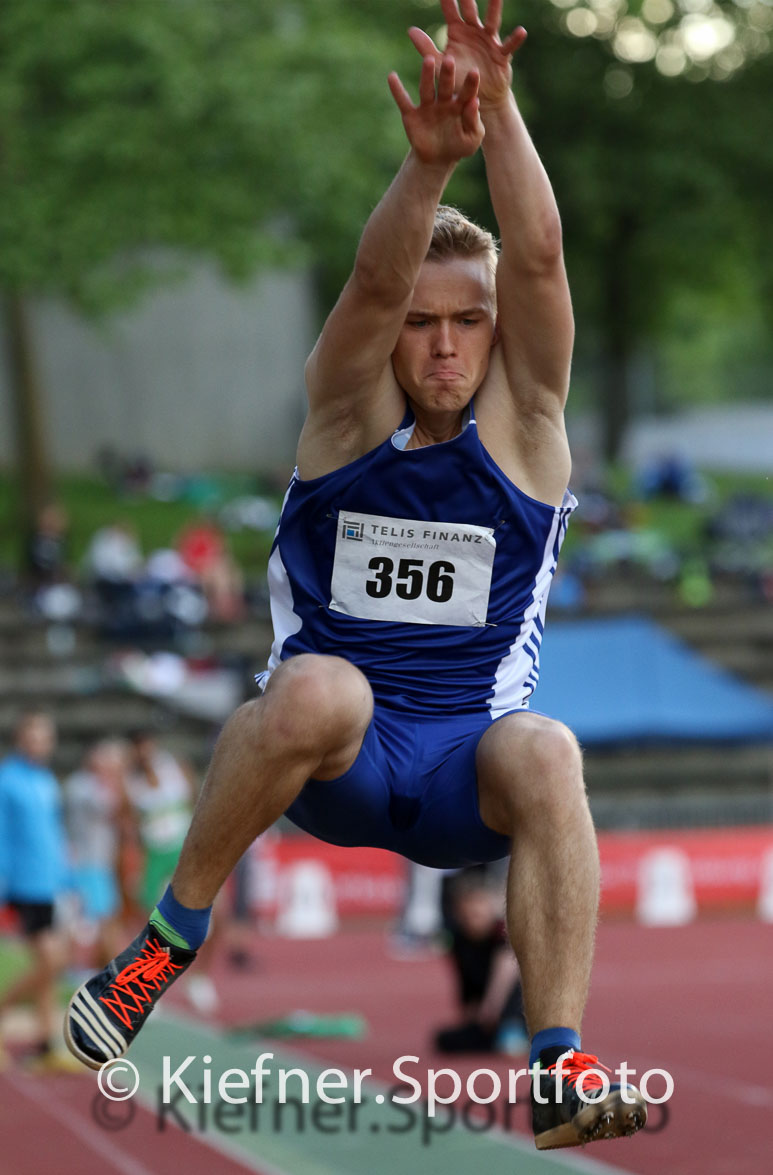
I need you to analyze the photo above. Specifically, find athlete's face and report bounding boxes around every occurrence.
[391,257,498,415]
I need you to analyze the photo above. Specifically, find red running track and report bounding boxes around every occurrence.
[0,1063,270,1175]
[211,915,773,1175]
[1,916,770,1175]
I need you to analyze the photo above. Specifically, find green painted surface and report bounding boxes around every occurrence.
[122,1011,631,1175]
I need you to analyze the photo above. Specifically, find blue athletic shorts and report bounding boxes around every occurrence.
[285,706,523,869]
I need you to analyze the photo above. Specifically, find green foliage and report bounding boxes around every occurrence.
[512,3,758,328]
[493,0,773,447]
[0,0,418,312]
[0,0,771,435]
[0,470,277,575]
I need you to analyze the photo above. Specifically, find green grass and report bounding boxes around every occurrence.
[0,937,76,1019]
[0,471,279,579]
[0,938,28,988]
[570,467,773,558]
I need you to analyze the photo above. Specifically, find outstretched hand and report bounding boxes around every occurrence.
[388,55,484,165]
[408,0,527,109]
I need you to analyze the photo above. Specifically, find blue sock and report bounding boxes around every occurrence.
[150,884,212,951]
[529,1026,582,1070]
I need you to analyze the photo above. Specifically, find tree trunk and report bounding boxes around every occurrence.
[601,341,630,466]
[4,293,52,544]
[599,213,637,465]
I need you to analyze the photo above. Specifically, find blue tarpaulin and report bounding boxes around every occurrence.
[533,615,773,746]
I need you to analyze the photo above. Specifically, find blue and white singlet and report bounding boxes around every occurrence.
[260,402,576,718]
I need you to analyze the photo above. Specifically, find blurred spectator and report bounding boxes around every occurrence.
[391,861,445,955]
[94,445,125,493]
[225,851,259,971]
[125,730,219,1013]
[122,455,153,496]
[434,868,527,1056]
[143,548,208,630]
[83,521,143,608]
[637,453,708,505]
[125,730,194,911]
[707,493,773,554]
[704,494,773,599]
[91,542,207,641]
[0,712,76,1071]
[177,516,245,622]
[63,740,131,970]
[572,486,624,535]
[24,503,70,590]
[677,558,714,609]
[95,445,153,497]
[23,503,82,628]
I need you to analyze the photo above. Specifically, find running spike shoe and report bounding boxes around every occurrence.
[532,1049,648,1150]
[64,922,196,1070]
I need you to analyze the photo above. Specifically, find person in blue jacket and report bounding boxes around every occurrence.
[0,711,70,1066]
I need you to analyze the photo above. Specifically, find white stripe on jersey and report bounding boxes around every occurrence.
[260,480,302,689]
[487,491,576,719]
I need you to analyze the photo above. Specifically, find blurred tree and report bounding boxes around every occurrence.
[0,0,415,534]
[469,0,773,460]
[0,0,771,521]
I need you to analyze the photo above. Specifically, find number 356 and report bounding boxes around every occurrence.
[365,557,455,603]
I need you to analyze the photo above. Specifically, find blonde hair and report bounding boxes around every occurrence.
[427,205,499,287]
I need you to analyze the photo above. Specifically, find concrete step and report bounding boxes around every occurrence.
[585,742,773,792]
[0,690,179,730]
[0,613,273,666]
[590,788,773,831]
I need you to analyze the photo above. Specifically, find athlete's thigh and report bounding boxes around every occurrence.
[476,709,582,835]
[283,710,398,851]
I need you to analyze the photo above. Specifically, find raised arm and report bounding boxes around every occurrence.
[298,58,484,476]
[409,1,574,418]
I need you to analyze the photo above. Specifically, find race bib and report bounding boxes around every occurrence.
[330,511,496,627]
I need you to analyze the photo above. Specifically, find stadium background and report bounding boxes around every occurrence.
[1,3,772,1173]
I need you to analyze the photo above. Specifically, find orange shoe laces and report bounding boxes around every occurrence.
[546,1051,612,1092]
[99,938,184,1030]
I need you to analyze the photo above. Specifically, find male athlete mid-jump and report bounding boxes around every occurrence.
[67,1,648,1150]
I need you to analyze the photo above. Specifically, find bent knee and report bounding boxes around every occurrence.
[478,714,585,830]
[481,712,581,770]
[519,715,583,779]
[262,655,373,749]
